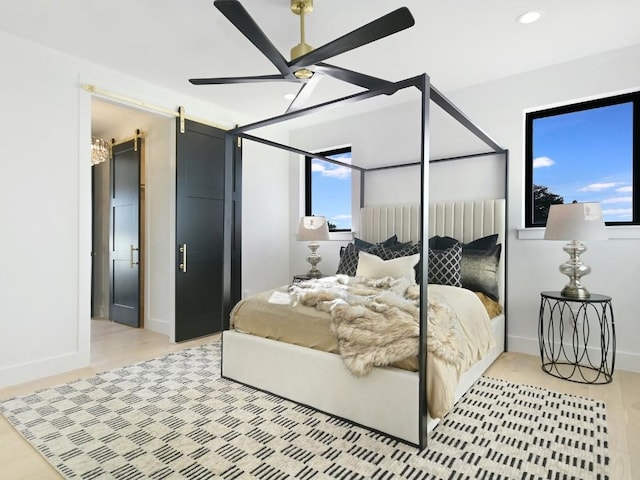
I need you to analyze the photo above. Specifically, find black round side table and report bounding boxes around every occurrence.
[538,291,616,384]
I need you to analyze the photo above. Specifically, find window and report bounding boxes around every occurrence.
[305,147,352,232]
[525,91,639,227]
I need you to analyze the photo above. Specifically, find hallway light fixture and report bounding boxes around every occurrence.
[91,136,111,166]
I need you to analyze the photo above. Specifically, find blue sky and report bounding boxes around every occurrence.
[311,151,352,230]
[533,102,633,222]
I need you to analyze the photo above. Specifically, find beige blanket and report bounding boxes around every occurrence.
[289,275,495,418]
[289,275,463,376]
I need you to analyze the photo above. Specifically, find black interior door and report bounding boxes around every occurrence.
[175,120,227,341]
[109,139,141,327]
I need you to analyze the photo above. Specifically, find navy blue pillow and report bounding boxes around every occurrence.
[430,234,498,253]
[353,234,399,250]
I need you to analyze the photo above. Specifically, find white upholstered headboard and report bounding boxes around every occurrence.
[359,199,505,245]
[360,198,506,303]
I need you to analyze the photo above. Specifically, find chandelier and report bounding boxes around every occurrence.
[91,137,111,166]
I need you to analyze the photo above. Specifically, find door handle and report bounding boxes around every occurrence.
[130,245,139,268]
[179,243,187,273]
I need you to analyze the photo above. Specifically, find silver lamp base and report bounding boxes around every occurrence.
[306,242,323,278]
[558,240,591,298]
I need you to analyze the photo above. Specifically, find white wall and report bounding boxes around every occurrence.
[448,44,640,372]
[144,117,174,335]
[241,137,291,297]
[0,29,247,388]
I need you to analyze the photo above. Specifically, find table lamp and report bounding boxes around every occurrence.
[543,202,607,298]
[297,216,330,277]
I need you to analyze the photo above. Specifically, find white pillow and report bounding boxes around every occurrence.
[355,251,420,283]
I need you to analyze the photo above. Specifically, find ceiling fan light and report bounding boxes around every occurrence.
[294,68,314,79]
[284,93,296,100]
[516,11,542,24]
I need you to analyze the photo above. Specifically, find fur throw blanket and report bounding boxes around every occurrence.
[289,275,464,377]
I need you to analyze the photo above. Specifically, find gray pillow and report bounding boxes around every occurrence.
[461,244,501,301]
[353,234,399,250]
[431,234,498,252]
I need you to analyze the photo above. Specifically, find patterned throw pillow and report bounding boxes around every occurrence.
[427,243,462,287]
[369,243,420,260]
[336,243,377,276]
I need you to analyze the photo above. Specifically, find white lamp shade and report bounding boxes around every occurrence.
[297,216,330,241]
[544,202,608,241]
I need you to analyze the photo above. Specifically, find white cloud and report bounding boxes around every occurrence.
[332,214,352,221]
[616,185,633,193]
[311,161,351,179]
[601,196,632,204]
[578,182,617,192]
[533,156,554,168]
[602,208,632,217]
[323,166,351,179]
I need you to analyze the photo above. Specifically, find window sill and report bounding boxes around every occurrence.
[329,231,354,242]
[517,225,640,240]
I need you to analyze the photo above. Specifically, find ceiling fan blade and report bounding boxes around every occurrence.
[189,74,296,85]
[288,7,415,69]
[286,75,322,113]
[313,62,392,90]
[214,0,294,78]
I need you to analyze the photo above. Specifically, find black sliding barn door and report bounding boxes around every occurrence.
[109,139,141,327]
[175,120,238,342]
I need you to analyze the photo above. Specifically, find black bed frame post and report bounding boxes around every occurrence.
[418,73,430,451]
[503,149,509,352]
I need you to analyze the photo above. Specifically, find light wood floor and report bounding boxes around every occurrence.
[1,319,638,479]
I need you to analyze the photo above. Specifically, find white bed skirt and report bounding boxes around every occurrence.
[221,313,505,447]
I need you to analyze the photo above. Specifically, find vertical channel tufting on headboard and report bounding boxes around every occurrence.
[359,204,421,244]
[428,199,505,245]
[360,199,505,245]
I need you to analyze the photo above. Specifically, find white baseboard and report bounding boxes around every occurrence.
[506,334,539,357]
[0,351,90,389]
[145,317,169,336]
[507,334,640,373]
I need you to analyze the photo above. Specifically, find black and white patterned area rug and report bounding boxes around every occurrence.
[1,342,610,479]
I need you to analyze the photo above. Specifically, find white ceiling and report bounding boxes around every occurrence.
[2,0,640,124]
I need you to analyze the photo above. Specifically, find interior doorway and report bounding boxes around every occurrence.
[90,98,173,340]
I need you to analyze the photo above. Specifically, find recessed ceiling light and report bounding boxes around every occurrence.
[516,11,542,24]
[284,93,296,100]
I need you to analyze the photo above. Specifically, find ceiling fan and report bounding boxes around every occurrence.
[189,0,415,112]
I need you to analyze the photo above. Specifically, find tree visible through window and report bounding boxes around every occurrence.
[525,91,638,227]
[305,147,352,232]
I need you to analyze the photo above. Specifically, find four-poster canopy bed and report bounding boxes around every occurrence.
[220,73,508,450]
